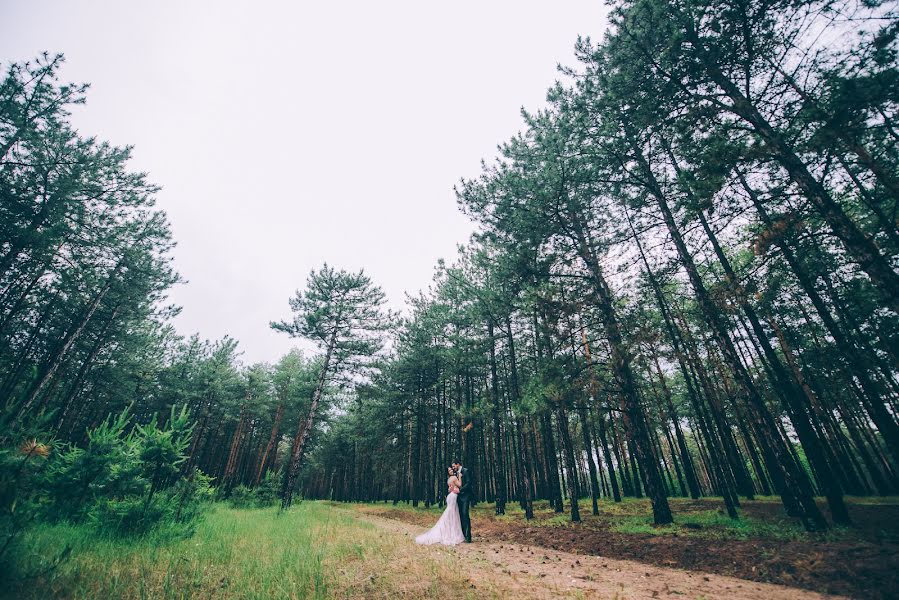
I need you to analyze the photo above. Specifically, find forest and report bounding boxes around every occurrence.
[2,0,899,598]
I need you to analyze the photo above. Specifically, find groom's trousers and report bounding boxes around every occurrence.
[458,496,472,542]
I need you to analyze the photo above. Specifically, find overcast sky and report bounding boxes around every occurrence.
[2,1,609,364]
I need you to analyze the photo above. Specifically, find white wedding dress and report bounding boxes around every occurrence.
[414,478,465,545]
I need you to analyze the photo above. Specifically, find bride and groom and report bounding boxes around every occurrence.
[415,461,474,545]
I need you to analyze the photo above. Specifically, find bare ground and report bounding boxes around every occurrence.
[345,498,899,599]
[346,510,848,600]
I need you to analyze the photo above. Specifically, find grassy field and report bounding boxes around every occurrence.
[2,502,490,600]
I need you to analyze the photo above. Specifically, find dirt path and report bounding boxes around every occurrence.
[348,511,848,600]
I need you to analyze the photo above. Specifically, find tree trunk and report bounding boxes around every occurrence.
[651,354,702,499]
[738,171,899,467]
[629,138,824,529]
[14,261,122,425]
[687,34,899,312]
[281,330,336,509]
[255,403,284,485]
[487,320,507,515]
[567,204,672,524]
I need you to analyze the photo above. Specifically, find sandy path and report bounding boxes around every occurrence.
[347,511,848,600]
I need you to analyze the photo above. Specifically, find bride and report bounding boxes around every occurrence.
[415,467,465,545]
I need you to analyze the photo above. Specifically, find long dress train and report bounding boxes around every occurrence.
[414,488,465,546]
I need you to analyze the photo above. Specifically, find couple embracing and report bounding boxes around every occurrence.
[414,460,475,545]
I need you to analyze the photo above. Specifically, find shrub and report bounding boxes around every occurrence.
[45,410,142,523]
[0,427,55,567]
[226,472,280,509]
[227,485,258,509]
[169,470,214,530]
[254,470,281,506]
[40,405,210,536]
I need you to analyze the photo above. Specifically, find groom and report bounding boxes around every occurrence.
[453,460,475,543]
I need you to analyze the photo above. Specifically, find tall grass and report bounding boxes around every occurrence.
[4,502,491,599]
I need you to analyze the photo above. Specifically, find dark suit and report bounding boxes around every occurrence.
[457,466,475,542]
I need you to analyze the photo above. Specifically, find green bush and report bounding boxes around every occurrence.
[37,405,211,537]
[169,471,214,529]
[254,470,281,506]
[45,410,143,523]
[227,485,258,508]
[226,472,281,509]
[0,426,55,568]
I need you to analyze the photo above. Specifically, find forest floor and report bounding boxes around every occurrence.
[5,497,895,599]
[347,508,844,599]
[347,495,899,599]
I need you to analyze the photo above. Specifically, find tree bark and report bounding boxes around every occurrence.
[255,403,284,485]
[629,136,825,529]
[487,320,507,514]
[281,330,336,509]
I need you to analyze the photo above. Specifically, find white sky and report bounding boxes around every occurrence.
[2,1,609,364]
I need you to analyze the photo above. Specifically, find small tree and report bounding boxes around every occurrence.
[136,405,193,510]
[271,264,390,508]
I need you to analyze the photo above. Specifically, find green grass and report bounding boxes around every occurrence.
[608,509,816,540]
[490,497,805,537]
[842,495,899,505]
[3,502,494,599]
[602,497,894,541]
